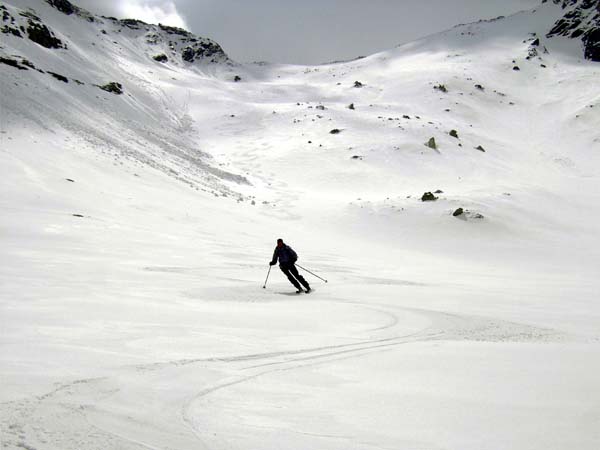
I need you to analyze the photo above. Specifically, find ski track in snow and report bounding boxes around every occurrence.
[0,299,570,450]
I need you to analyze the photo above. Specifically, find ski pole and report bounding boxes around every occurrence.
[296,264,328,283]
[262,265,272,288]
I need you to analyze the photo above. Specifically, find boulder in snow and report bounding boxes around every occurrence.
[26,21,64,49]
[98,82,123,94]
[421,192,438,202]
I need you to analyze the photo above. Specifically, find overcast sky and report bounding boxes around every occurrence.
[75,0,541,64]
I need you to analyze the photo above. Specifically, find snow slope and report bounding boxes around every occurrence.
[1,1,600,449]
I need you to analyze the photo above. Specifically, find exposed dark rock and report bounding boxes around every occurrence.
[571,28,585,38]
[1,5,10,23]
[434,190,444,194]
[403,115,410,119]
[585,28,600,60]
[66,178,75,182]
[153,53,168,62]
[48,71,68,82]
[453,207,464,217]
[2,25,22,37]
[20,59,36,69]
[425,137,437,149]
[351,155,363,160]
[475,145,486,152]
[449,129,459,138]
[528,45,539,58]
[330,129,342,134]
[120,18,147,29]
[234,75,241,82]
[545,0,600,62]
[316,105,326,110]
[348,103,355,110]
[72,214,84,218]
[145,32,160,44]
[46,0,77,15]
[19,10,41,21]
[353,81,364,88]
[181,40,226,62]
[531,37,540,46]
[421,192,438,202]
[0,57,28,70]
[434,84,448,93]
[27,21,64,49]
[98,82,123,94]
[513,65,521,70]
[159,23,189,36]
[475,84,485,91]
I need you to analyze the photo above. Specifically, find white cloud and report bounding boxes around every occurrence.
[118,1,188,29]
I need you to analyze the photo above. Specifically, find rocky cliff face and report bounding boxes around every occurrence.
[544,0,600,61]
[108,17,229,64]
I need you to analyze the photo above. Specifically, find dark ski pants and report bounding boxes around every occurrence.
[280,263,310,290]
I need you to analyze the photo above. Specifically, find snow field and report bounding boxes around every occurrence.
[1,0,600,448]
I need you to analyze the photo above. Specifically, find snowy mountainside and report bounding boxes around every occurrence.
[1,0,241,198]
[1,1,600,450]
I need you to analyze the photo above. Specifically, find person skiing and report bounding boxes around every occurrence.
[269,238,311,293]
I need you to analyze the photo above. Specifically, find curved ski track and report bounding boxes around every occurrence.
[0,301,569,450]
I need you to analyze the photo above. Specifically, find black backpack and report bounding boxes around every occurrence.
[287,246,298,262]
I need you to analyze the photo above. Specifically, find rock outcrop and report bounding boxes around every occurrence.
[544,0,600,62]
[26,20,64,48]
[45,0,78,15]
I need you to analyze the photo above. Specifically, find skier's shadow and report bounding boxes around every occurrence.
[274,289,315,297]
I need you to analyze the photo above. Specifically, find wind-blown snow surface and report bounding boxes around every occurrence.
[1,1,600,449]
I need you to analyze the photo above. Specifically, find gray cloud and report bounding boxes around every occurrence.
[75,0,541,64]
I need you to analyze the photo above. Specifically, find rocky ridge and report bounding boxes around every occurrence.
[544,0,600,61]
[1,0,229,65]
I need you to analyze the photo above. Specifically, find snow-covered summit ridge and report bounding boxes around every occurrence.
[1,0,229,65]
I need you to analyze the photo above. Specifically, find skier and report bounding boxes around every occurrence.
[269,238,311,293]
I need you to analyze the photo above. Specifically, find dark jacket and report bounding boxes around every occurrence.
[271,244,298,266]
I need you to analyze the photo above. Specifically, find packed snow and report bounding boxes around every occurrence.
[1,1,599,449]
